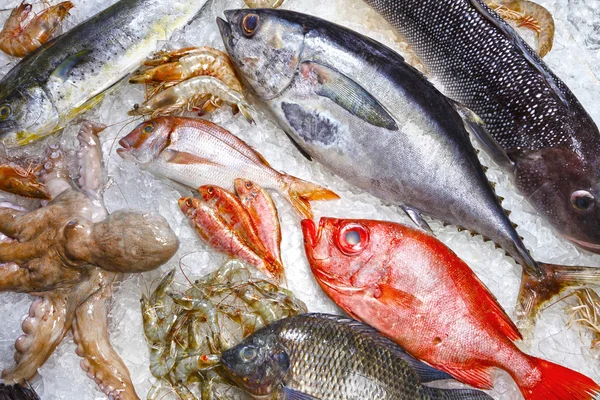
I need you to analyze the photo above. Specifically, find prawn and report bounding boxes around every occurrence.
[244,0,285,8]
[0,1,74,58]
[568,288,600,348]
[0,162,50,199]
[487,0,555,57]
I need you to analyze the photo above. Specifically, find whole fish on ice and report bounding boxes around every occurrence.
[362,0,600,254]
[0,0,209,145]
[118,116,339,219]
[302,218,600,400]
[218,9,600,323]
[221,313,493,400]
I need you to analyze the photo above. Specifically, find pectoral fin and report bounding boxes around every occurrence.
[450,100,514,170]
[375,284,422,309]
[163,149,221,166]
[300,61,398,131]
[50,50,92,82]
[282,387,319,400]
[401,206,433,234]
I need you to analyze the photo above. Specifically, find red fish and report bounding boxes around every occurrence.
[302,217,600,400]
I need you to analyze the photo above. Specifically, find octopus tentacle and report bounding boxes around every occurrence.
[72,276,140,400]
[0,240,45,264]
[0,207,27,239]
[1,292,76,383]
[76,121,106,196]
[0,263,37,292]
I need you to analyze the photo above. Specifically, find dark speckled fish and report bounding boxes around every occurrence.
[218,9,600,326]
[221,313,493,400]
[362,0,600,255]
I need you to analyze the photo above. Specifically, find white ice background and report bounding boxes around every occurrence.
[0,0,599,399]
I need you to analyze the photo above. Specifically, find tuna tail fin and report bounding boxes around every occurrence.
[422,386,493,400]
[279,175,339,219]
[516,263,600,332]
[511,356,600,400]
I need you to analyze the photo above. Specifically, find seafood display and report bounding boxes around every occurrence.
[302,217,600,399]
[486,0,554,57]
[0,0,597,399]
[118,117,339,219]
[218,8,599,325]
[0,0,210,145]
[0,2,74,58]
[0,121,179,399]
[0,162,50,199]
[222,313,493,399]
[180,182,286,284]
[361,0,600,255]
[129,46,253,121]
[142,261,307,399]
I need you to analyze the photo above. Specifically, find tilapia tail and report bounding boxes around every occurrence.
[279,174,340,219]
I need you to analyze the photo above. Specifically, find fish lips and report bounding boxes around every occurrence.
[217,14,236,53]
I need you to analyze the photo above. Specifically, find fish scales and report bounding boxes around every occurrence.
[221,313,493,399]
[363,0,600,251]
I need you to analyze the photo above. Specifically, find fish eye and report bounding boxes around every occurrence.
[240,346,258,362]
[245,181,253,189]
[142,122,155,134]
[570,190,595,212]
[185,198,193,208]
[207,187,214,195]
[336,223,369,255]
[0,105,10,120]
[242,14,260,36]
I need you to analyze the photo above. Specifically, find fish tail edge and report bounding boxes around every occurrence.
[280,175,339,219]
[514,356,599,400]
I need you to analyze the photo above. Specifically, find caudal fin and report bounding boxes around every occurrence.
[516,263,600,332]
[280,175,339,219]
[422,386,493,400]
[513,356,600,400]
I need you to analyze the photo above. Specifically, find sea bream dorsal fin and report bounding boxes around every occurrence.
[300,61,399,131]
[468,0,569,108]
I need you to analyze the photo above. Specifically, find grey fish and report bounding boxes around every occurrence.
[0,0,210,146]
[221,313,493,400]
[217,9,600,325]
[362,0,600,254]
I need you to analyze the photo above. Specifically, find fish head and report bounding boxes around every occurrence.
[512,147,600,252]
[302,218,395,292]
[221,327,290,396]
[178,197,201,218]
[0,84,60,146]
[198,185,221,203]
[218,9,305,100]
[117,117,174,166]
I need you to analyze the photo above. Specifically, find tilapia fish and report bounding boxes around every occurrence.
[0,0,209,145]
[217,9,600,324]
[221,313,493,400]
[302,218,600,400]
[362,0,600,253]
[118,116,338,219]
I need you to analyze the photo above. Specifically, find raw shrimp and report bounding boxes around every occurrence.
[142,261,306,399]
[0,1,74,58]
[569,289,600,348]
[487,0,555,57]
[0,162,50,199]
[130,76,253,123]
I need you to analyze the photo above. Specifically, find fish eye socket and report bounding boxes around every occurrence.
[240,346,257,362]
[336,223,369,255]
[242,14,260,36]
[570,190,595,211]
[142,122,154,134]
[0,105,9,120]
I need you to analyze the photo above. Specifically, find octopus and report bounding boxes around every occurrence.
[0,121,180,400]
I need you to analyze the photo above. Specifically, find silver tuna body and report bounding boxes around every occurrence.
[0,0,209,145]
[218,9,536,271]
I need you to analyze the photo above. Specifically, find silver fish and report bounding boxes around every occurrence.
[0,0,210,146]
[221,313,493,400]
[217,9,600,325]
[117,116,339,219]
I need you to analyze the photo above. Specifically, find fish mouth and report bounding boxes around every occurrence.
[565,236,600,254]
[217,16,234,49]
[301,219,318,248]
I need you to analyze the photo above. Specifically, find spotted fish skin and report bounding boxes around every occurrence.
[363,0,600,251]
